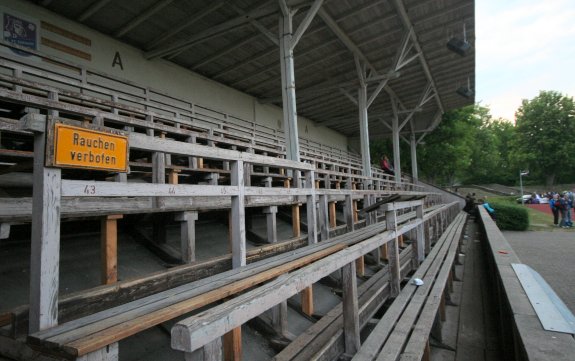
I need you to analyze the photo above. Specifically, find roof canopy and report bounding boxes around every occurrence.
[35,0,475,139]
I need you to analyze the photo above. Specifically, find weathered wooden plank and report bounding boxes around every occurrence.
[23,204,450,356]
[14,211,419,337]
[398,216,464,361]
[170,221,416,353]
[319,194,329,241]
[342,261,360,356]
[231,160,246,268]
[386,208,401,297]
[129,132,313,170]
[272,249,412,361]
[373,215,466,361]
[305,170,318,244]
[30,244,347,357]
[76,342,118,361]
[415,205,425,263]
[351,213,465,361]
[28,113,62,334]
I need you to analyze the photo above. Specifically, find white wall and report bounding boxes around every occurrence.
[1,0,348,151]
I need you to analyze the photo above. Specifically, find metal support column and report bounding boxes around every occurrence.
[358,83,372,177]
[391,98,401,184]
[279,10,299,161]
[410,132,418,183]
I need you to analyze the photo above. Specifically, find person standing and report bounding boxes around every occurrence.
[550,193,560,227]
[561,193,572,228]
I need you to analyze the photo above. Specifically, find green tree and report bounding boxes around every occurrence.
[417,105,482,185]
[512,91,575,186]
[466,117,515,184]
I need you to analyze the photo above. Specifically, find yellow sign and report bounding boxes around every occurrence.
[53,123,128,171]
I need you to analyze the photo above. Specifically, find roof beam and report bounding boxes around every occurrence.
[114,0,174,38]
[78,0,112,22]
[290,0,325,50]
[191,33,262,70]
[391,0,444,113]
[318,8,377,74]
[146,0,226,50]
[145,2,278,59]
[229,3,279,46]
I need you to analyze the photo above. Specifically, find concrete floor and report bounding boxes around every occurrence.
[430,219,503,361]
[503,230,575,314]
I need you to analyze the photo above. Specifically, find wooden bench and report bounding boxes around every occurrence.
[352,212,467,361]
[272,246,415,361]
[24,209,421,360]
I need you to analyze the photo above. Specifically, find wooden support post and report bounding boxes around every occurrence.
[318,194,329,241]
[344,177,354,232]
[271,300,288,336]
[0,223,10,240]
[224,327,241,361]
[263,206,278,243]
[305,170,317,244]
[329,181,339,228]
[301,285,314,316]
[423,340,431,361]
[352,183,359,223]
[380,243,388,261]
[398,234,404,248]
[176,211,198,263]
[355,256,365,277]
[77,342,118,361]
[101,215,122,285]
[386,208,401,297]
[329,201,337,229]
[414,204,425,265]
[187,135,198,169]
[440,292,447,321]
[28,112,62,333]
[342,261,360,356]
[185,338,223,361]
[153,133,167,184]
[284,178,301,237]
[424,220,431,255]
[231,160,246,268]
[168,169,180,185]
[292,205,301,238]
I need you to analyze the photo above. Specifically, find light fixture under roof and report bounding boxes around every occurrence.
[447,23,471,57]
[456,77,474,99]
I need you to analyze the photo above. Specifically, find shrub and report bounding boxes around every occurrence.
[489,202,529,231]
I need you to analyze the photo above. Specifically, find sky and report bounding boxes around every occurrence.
[476,0,575,122]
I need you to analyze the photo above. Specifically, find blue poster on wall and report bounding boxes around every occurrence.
[3,12,37,56]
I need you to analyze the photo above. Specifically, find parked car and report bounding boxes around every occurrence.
[516,195,549,204]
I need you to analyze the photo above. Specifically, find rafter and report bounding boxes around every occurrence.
[391,0,444,113]
[114,0,174,38]
[78,0,112,22]
[145,2,278,59]
[146,0,226,50]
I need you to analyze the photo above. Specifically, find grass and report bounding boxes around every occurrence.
[487,195,575,232]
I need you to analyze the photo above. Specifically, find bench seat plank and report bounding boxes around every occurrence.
[352,212,466,361]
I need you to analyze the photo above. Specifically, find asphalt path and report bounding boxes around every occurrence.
[503,230,575,314]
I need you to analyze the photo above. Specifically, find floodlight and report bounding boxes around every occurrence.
[456,77,474,99]
[447,37,471,56]
[447,23,471,57]
[456,86,474,98]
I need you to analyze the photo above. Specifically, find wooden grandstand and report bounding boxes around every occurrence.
[0,1,481,360]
